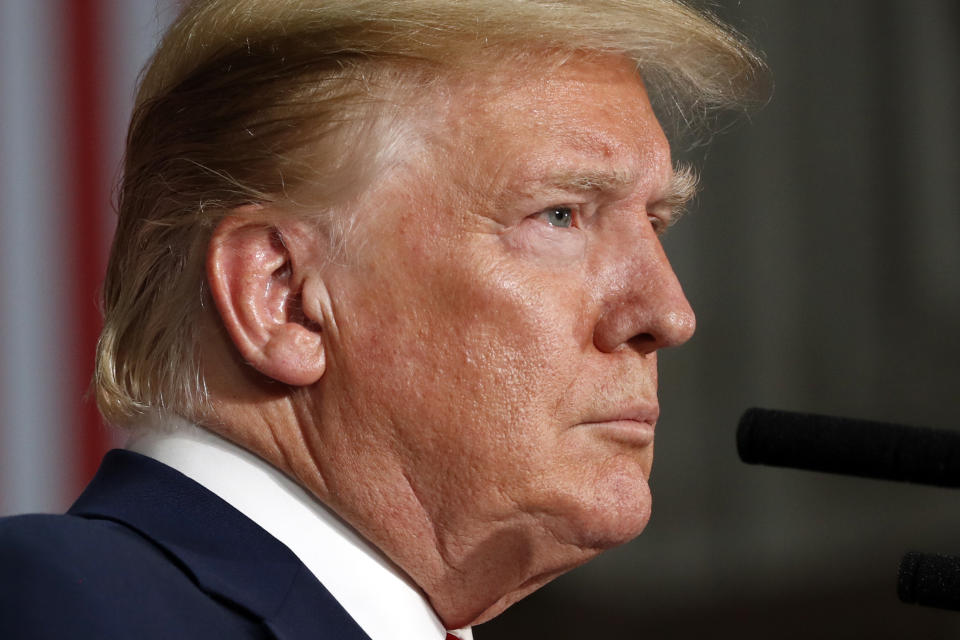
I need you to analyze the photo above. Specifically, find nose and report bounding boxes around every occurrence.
[592,226,696,355]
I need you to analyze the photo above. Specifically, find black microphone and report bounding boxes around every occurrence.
[899,552,960,611]
[737,408,960,488]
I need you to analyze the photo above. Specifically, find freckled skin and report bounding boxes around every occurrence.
[207,54,696,630]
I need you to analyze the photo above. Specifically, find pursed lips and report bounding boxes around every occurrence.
[576,403,660,446]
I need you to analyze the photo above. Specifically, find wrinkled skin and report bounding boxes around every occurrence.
[206,54,695,629]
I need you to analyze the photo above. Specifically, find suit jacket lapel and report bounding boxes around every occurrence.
[69,449,371,640]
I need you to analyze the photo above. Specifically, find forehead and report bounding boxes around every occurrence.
[433,54,672,197]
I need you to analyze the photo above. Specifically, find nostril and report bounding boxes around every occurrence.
[627,332,656,352]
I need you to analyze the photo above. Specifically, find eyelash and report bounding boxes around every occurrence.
[533,205,670,236]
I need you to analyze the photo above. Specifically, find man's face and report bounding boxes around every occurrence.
[312,55,694,600]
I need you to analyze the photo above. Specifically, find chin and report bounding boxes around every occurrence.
[576,496,652,550]
[546,468,653,551]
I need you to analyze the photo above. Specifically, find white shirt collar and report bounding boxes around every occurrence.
[125,415,472,640]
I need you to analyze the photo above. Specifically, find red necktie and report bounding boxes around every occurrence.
[446,635,458,640]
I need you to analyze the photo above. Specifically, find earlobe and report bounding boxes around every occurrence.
[207,211,326,386]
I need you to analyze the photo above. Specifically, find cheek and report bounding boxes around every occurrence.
[329,218,601,488]
[447,263,584,410]
[343,248,582,443]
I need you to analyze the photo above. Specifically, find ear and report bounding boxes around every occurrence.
[207,209,326,386]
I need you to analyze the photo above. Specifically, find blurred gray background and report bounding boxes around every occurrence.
[486,0,960,637]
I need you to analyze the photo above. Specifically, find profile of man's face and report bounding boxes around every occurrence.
[301,54,695,613]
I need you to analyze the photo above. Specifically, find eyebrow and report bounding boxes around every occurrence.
[656,162,700,226]
[544,163,700,226]
[545,168,634,194]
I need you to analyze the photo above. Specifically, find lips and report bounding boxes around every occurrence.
[606,403,660,425]
[577,402,659,446]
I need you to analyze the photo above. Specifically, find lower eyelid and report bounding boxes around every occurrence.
[506,220,587,256]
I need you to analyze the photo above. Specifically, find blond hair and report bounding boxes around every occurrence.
[95,0,767,425]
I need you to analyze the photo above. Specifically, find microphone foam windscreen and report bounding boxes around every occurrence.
[899,552,960,611]
[737,408,960,487]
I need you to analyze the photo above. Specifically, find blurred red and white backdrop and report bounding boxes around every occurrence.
[0,1,179,516]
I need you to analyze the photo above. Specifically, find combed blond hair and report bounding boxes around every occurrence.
[95,0,767,425]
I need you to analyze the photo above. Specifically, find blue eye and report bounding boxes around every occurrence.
[542,206,573,228]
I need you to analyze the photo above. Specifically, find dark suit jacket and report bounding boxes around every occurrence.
[0,449,372,639]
